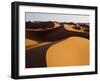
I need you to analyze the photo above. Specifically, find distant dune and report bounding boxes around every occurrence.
[26,21,55,29]
[26,21,89,42]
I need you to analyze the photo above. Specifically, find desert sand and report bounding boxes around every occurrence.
[46,37,89,67]
[25,21,89,68]
[64,24,84,33]
[25,39,39,48]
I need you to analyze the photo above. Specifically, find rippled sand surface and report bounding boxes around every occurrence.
[46,37,89,67]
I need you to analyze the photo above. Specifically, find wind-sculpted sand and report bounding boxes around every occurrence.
[25,21,89,68]
[46,37,89,67]
[64,24,84,33]
[25,39,39,48]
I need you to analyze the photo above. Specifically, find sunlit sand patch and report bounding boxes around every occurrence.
[53,21,60,28]
[26,29,45,31]
[64,24,84,33]
[46,37,89,67]
[80,26,89,33]
[25,39,39,48]
[26,42,52,50]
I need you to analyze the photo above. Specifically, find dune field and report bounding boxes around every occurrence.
[25,21,89,68]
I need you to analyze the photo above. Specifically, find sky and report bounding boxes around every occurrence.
[25,12,90,23]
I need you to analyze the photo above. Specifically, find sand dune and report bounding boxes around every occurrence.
[26,25,89,42]
[64,24,84,33]
[46,37,89,67]
[25,21,89,68]
[26,37,89,68]
[26,41,58,68]
[25,39,39,48]
[26,42,52,50]
[53,21,60,28]
[25,21,60,31]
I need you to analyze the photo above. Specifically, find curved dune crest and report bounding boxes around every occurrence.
[64,24,84,33]
[46,37,89,67]
[53,21,60,28]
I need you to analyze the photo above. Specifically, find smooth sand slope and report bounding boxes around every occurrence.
[25,39,39,48]
[46,37,89,67]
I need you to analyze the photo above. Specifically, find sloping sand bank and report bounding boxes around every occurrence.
[46,37,89,67]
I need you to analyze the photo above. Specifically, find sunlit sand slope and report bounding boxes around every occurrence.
[25,39,39,48]
[64,24,84,33]
[46,37,89,67]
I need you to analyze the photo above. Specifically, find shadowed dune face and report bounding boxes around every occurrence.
[46,37,89,67]
[26,21,61,31]
[26,21,55,29]
[26,22,89,42]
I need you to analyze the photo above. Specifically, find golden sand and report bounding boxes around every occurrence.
[26,42,51,50]
[25,39,39,48]
[64,24,84,33]
[53,21,60,28]
[46,37,89,67]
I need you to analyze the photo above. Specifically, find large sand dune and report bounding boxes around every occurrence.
[46,37,89,67]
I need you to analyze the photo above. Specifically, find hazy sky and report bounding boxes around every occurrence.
[25,12,89,23]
